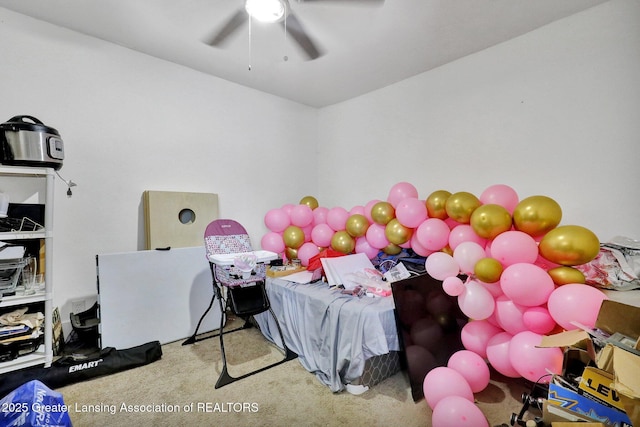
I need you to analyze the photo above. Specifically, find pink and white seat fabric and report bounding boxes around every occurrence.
[204,219,266,287]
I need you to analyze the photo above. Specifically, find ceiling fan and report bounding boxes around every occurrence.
[204,0,385,60]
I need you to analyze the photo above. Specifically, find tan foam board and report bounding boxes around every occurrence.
[143,190,218,250]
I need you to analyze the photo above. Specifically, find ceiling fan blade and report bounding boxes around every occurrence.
[204,9,248,46]
[281,13,324,60]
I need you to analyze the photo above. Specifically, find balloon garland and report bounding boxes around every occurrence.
[260,183,606,426]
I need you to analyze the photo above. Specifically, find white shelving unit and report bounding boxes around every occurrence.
[0,166,54,374]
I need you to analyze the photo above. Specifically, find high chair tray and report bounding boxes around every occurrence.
[208,250,278,266]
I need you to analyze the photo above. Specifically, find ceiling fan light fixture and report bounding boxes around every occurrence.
[245,0,286,23]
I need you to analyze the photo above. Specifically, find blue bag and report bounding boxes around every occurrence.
[0,380,72,427]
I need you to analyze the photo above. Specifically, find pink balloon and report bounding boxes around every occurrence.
[486,332,520,378]
[500,263,556,307]
[447,350,491,393]
[547,284,608,330]
[489,231,538,267]
[349,205,365,216]
[355,236,379,259]
[432,396,489,427]
[448,224,487,251]
[302,224,313,242]
[264,208,290,233]
[387,181,419,208]
[479,184,519,214]
[423,367,474,410]
[494,295,527,335]
[534,253,560,270]
[458,280,495,320]
[312,206,329,225]
[297,242,320,267]
[410,233,434,257]
[290,204,314,227]
[478,280,503,298]
[326,207,349,231]
[442,276,465,297]
[425,252,460,280]
[364,199,381,223]
[461,320,503,359]
[416,218,450,251]
[509,331,563,383]
[281,203,295,216]
[395,197,428,228]
[365,223,389,249]
[523,306,557,334]
[260,231,285,254]
[311,223,334,248]
[453,241,486,275]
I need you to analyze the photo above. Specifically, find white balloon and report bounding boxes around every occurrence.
[425,252,460,280]
[458,280,496,320]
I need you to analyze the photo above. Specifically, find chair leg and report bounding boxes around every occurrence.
[214,306,297,389]
[182,281,225,345]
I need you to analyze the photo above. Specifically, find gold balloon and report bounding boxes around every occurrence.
[385,218,413,245]
[539,225,600,266]
[474,257,503,283]
[331,230,355,254]
[285,247,298,261]
[445,192,481,224]
[513,195,562,237]
[441,245,453,256]
[299,196,319,210]
[383,243,402,255]
[282,225,305,249]
[547,266,586,286]
[346,214,370,238]
[371,201,395,225]
[470,204,513,239]
[426,190,452,220]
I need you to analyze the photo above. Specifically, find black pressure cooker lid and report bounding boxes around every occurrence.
[0,115,60,136]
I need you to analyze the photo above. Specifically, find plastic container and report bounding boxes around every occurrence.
[0,258,28,295]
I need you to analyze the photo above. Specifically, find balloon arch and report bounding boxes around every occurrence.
[261,182,606,426]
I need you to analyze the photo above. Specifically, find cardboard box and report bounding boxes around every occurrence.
[540,300,640,427]
[266,265,306,278]
[52,306,64,356]
[579,367,626,411]
[544,399,605,424]
[547,376,632,426]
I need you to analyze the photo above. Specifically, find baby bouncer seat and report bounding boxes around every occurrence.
[182,219,296,389]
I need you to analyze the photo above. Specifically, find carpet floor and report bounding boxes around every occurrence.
[55,315,533,427]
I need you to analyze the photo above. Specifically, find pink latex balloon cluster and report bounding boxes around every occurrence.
[261,183,608,424]
[261,182,608,426]
[261,182,425,266]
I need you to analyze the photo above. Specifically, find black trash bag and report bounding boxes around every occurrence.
[0,341,162,398]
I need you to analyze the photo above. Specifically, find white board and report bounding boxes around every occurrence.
[96,246,223,349]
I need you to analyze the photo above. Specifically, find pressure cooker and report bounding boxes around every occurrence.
[0,115,64,170]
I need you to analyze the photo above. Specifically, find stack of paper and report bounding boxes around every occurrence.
[320,253,377,290]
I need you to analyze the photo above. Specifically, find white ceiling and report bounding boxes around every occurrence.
[0,0,609,107]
